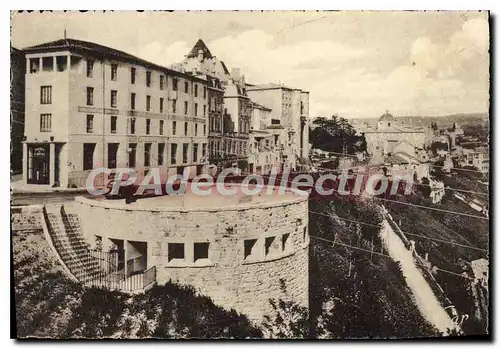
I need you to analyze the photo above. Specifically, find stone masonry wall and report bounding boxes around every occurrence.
[70,196,309,322]
[11,205,44,232]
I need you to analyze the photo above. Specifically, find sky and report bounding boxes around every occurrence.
[10,11,490,119]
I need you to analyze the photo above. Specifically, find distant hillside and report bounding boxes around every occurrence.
[350,113,489,128]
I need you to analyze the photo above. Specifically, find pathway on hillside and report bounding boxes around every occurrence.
[379,219,457,334]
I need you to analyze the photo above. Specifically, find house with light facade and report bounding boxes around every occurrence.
[22,38,209,188]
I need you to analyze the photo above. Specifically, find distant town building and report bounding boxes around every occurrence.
[22,38,209,187]
[11,47,25,174]
[383,151,430,182]
[470,258,488,288]
[461,146,489,174]
[363,111,432,160]
[429,179,445,204]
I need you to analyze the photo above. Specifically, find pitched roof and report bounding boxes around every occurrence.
[23,38,204,81]
[386,151,421,165]
[187,39,213,59]
[251,101,272,111]
[220,60,230,75]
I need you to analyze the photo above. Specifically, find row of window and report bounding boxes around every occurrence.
[243,227,307,262]
[85,88,207,116]
[208,139,248,157]
[82,141,207,170]
[86,60,207,98]
[153,242,210,263]
[83,114,206,137]
[39,113,207,138]
[39,85,207,117]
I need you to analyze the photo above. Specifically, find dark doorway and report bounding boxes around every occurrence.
[27,144,50,184]
[196,164,203,176]
[126,240,148,276]
[54,144,61,186]
[109,238,125,272]
[108,143,119,169]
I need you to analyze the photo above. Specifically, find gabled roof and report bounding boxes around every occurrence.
[386,151,421,165]
[251,101,272,112]
[187,39,213,59]
[220,60,230,75]
[23,38,205,81]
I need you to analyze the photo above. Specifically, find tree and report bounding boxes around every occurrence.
[261,279,310,338]
[309,116,366,155]
[431,141,449,155]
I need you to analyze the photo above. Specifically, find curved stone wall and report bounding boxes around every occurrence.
[73,188,309,322]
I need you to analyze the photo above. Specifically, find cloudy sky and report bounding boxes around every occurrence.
[11,11,489,118]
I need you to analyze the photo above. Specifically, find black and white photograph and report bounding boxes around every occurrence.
[9,10,491,339]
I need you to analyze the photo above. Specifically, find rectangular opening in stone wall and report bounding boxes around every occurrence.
[244,238,257,260]
[303,226,308,242]
[168,243,185,262]
[282,233,290,252]
[265,236,276,256]
[194,242,209,261]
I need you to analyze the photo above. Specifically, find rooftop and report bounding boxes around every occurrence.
[251,101,272,111]
[379,110,396,122]
[24,38,204,81]
[246,82,307,93]
[186,39,213,59]
[78,183,307,212]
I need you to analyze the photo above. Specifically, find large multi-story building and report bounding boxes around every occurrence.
[246,83,310,171]
[11,47,25,174]
[182,40,250,169]
[248,101,283,174]
[22,38,209,188]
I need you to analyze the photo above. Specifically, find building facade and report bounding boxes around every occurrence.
[11,47,25,174]
[182,40,250,170]
[22,38,209,187]
[363,111,430,162]
[248,101,284,174]
[246,83,310,170]
[461,146,489,174]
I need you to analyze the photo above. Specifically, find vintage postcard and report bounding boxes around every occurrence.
[10,10,490,339]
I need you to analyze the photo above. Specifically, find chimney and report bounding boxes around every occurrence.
[212,56,217,76]
[231,68,241,81]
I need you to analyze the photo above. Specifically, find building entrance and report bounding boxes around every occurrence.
[27,144,50,184]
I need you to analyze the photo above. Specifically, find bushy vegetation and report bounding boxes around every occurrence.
[308,199,440,338]
[383,188,489,335]
[309,115,367,154]
[13,230,261,339]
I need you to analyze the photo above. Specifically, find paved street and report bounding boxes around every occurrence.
[11,191,102,206]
